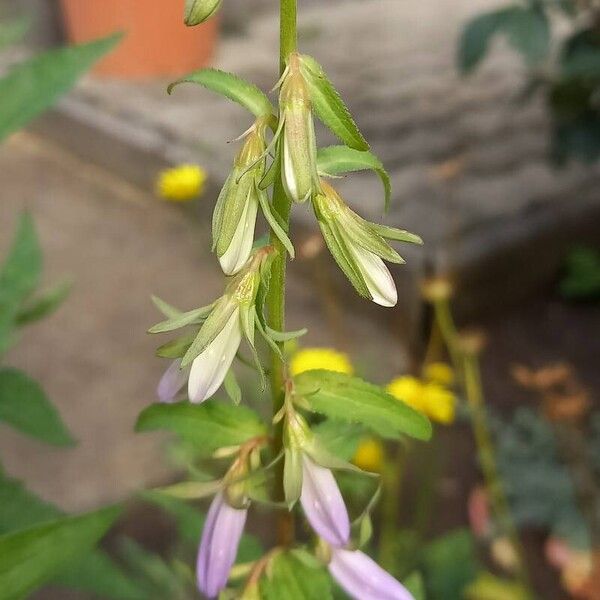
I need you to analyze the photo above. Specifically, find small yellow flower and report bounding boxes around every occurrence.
[422,382,456,425]
[156,164,207,201]
[424,362,454,386]
[387,375,456,425]
[353,438,384,473]
[289,348,353,377]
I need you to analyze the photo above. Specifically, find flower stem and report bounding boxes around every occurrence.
[268,0,297,546]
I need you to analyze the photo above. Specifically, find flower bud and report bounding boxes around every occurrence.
[213,121,268,275]
[279,53,319,203]
[184,0,221,26]
[312,181,414,307]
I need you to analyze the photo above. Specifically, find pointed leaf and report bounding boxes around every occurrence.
[168,69,274,118]
[0,368,75,446]
[295,370,431,441]
[224,369,242,405]
[265,325,307,342]
[257,186,295,259]
[148,304,213,333]
[158,479,222,500]
[0,505,121,600]
[151,295,183,319]
[370,223,423,245]
[135,400,265,455]
[317,146,391,211]
[458,9,509,73]
[0,34,122,141]
[299,55,368,151]
[15,281,71,326]
[156,331,197,359]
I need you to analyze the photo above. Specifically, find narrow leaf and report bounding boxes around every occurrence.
[151,295,183,319]
[168,69,274,118]
[317,146,391,211]
[0,505,121,600]
[0,34,122,141]
[0,368,75,446]
[257,186,295,258]
[295,370,431,441]
[135,400,265,455]
[16,281,71,326]
[370,223,423,245]
[148,304,212,334]
[299,55,369,151]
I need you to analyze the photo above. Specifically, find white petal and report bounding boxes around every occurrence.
[157,359,189,403]
[219,191,258,276]
[350,244,397,307]
[282,127,299,202]
[188,309,242,403]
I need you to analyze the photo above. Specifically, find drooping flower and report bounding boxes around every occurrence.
[312,180,421,307]
[157,359,189,403]
[352,438,384,473]
[184,0,222,26]
[278,53,320,203]
[328,547,415,600]
[156,164,206,201]
[197,491,247,598]
[289,347,353,377]
[213,119,268,276]
[300,455,350,547]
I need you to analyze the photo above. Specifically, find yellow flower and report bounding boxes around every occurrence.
[424,362,454,386]
[353,438,384,473]
[289,348,353,377]
[422,383,456,424]
[387,375,456,425]
[156,164,207,201]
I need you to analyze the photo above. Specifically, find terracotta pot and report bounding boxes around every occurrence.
[60,0,219,78]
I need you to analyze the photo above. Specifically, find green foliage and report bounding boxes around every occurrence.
[559,246,600,300]
[15,280,71,326]
[0,213,41,352]
[135,400,266,454]
[0,33,121,142]
[403,571,426,600]
[312,420,364,460]
[421,529,479,600]
[0,505,121,600]
[0,368,75,446]
[260,551,332,599]
[168,68,274,118]
[465,572,530,600]
[299,55,369,151]
[294,370,432,441]
[316,145,392,211]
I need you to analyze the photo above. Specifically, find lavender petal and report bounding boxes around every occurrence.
[157,359,188,403]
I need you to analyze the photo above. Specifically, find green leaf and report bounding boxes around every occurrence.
[317,146,392,211]
[135,400,266,455]
[257,185,295,259]
[299,55,369,151]
[15,281,71,326]
[148,304,212,333]
[458,9,510,73]
[0,368,75,446]
[295,370,431,441]
[370,223,423,245]
[312,420,364,461]
[560,246,600,300]
[223,369,242,405]
[168,68,274,118]
[0,476,145,599]
[0,34,122,142]
[465,572,530,600]
[0,213,42,352]
[156,332,196,359]
[0,505,121,600]
[151,295,183,319]
[403,572,426,600]
[502,6,549,65]
[260,551,333,600]
[422,529,479,600]
[0,17,29,50]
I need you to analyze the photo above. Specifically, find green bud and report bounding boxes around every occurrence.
[279,53,319,203]
[184,0,222,26]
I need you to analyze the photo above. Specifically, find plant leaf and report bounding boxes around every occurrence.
[312,420,364,461]
[135,400,265,455]
[257,185,295,259]
[15,281,71,326]
[0,33,122,141]
[295,370,431,441]
[458,9,509,73]
[317,145,391,211]
[299,55,369,151]
[168,68,274,118]
[148,304,212,334]
[0,505,121,600]
[223,369,242,405]
[0,368,75,446]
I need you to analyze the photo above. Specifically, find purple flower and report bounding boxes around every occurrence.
[329,548,414,600]
[157,359,189,403]
[300,456,350,547]
[197,492,247,598]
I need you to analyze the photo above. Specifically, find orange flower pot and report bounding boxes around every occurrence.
[60,0,219,78]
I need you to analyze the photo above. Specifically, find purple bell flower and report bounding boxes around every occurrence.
[329,548,414,600]
[300,456,350,547]
[157,359,189,403]
[197,492,247,598]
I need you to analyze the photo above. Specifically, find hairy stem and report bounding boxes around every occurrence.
[268,0,297,546]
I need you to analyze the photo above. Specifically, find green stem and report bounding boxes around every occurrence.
[378,444,406,570]
[268,0,297,546]
[463,352,533,595]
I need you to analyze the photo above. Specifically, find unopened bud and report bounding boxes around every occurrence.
[184,0,221,25]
